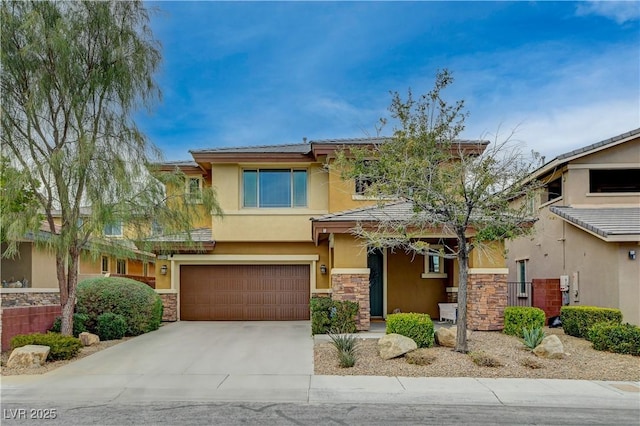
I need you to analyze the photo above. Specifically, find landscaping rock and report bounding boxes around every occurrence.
[7,345,50,368]
[435,326,472,348]
[79,332,100,346]
[378,333,417,360]
[533,335,565,359]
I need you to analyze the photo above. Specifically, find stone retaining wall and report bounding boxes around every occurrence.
[1,290,60,308]
[331,271,370,331]
[466,273,507,331]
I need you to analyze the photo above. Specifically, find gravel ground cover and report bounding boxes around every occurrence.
[314,327,640,381]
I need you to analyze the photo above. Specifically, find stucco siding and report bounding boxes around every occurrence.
[617,243,640,325]
[30,246,57,288]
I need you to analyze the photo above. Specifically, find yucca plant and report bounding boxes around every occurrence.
[522,326,546,350]
[328,329,359,368]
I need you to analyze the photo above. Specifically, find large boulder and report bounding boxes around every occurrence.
[378,333,417,360]
[79,332,100,347]
[533,335,565,359]
[7,345,50,368]
[435,326,472,348]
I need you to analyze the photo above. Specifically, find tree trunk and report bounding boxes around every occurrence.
[455,236,469,353]
[58,248,79,336]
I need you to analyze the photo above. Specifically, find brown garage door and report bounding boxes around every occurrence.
[180,264,310,320]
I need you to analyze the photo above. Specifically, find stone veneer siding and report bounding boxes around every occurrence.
[158,293,177,322]
[331,272,370,331]
[466,273,507,331]
[1,291,61,308]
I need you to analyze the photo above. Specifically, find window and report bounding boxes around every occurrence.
[517,259,527,294]
[545,177,562,202]
[103,221,123,237]
[354,160,376,195]
[151,220,163,236]
[116,259,126,275]
[186,177,203,203]
[101,256,109,274]
[243,169,307,208]
[143,262,148,277]
[589,169,640,193]
[422,245,447,278]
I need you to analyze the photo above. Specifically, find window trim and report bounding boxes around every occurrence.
[104,221,123,237]
[242,168,308,209]
[516,259,528,296]
[421,245,448,279]
[116,259,126,275]
[101,256,109,274]
[186,176,204,204]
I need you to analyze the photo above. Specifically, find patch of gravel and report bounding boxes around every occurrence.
[1,338,130,376]
[314,328,640,381]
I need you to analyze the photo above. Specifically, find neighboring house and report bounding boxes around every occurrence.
[153,138,508,330]
[506,129,640,326]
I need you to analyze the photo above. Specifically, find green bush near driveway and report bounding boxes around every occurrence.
[310,297,358,335]
[96,312,128,341]
[503,307,545,337]
[50,312,89,337]
[588,322,640,356]
[11,333,82,361]
[561,306,622,339]
[386,312,434,348]
[77,277,163,336]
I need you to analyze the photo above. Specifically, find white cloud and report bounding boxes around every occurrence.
[575,1,640,24]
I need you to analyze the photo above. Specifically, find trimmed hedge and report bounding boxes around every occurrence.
[310,297,358,335]
[503,307,545,337]
[386,313,434,348]
[588,322,640,356]
[77,277,163,336]
[561,306,622,339]
[11,333,82,361]
[50,313,89,337]
[96,312,127,341]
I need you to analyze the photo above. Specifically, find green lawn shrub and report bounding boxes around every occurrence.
[50,313,89,337]
[503,307,545,337]
[96,312,127,341]
[10,333,82,361]
[560,306,622,339]
[386,312,434,348]
[310,297,358,335]
[77,277,163,336]
[588,322,640,356]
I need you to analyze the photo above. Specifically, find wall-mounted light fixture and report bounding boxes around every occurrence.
[160,265,168,275]
[320,264,327,275]
[629,250,636,261]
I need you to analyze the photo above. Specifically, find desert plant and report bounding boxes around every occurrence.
[469,351,503,367]
[588,322,640,356]
[50,313,90,337]
[503,307,545,337]
[405,348,436,366]
[561,306,622,339]
[10,333,82,361]
[76,277,163,336]
[310,297,358,335]
[386,313,434,348]
[328,332,359,368]
[96,312,128,341]
[520,357,544,369]
[522,326,546,350]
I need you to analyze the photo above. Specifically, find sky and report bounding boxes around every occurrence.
[138,1,640,161]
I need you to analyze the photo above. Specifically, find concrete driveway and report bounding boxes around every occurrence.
[49,321,313,376]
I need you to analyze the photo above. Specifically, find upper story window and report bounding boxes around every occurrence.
[545,177,562,202]
[589,169,640,193]
[243,169,307,208]
[186,176,203,203]
[103,221,123,237]
[354,160,376,195]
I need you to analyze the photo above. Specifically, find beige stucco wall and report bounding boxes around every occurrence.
[1,242,32,285]
[332,234,367,269]
[470,240,506,268]
[327,165,377,213]
[617,243,640,325]
[30,246,57,288]
[210,163,329,242]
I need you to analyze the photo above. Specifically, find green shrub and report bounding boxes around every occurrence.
[522,326,545,350]
[588,322,640,356]
[77,277,163,336]
[10,333,82,361]
[328,332,359,368]
[469,351,502,367]
[337,349,357,368]
[386,313,434,348]
[310,297,358,335]
[50,313,90,337]
[561,306,622,339]
[96,312,127,341]
[503,307,545,337]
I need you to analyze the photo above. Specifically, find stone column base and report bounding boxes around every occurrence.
[330,268,370,331]
[157,292,178,322]
[466,269,508,331]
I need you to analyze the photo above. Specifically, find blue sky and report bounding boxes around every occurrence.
[139,1,640,161]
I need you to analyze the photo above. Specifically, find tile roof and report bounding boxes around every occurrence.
[190,143,311,155]
[145,227,213,242]
[550,206,640,241]
[312,201,414,222]
[555,128,640,161]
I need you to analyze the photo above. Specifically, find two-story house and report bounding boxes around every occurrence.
[506,129,640,325]
[153,137,509,331]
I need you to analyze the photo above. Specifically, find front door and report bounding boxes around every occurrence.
[368,249,383,317]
